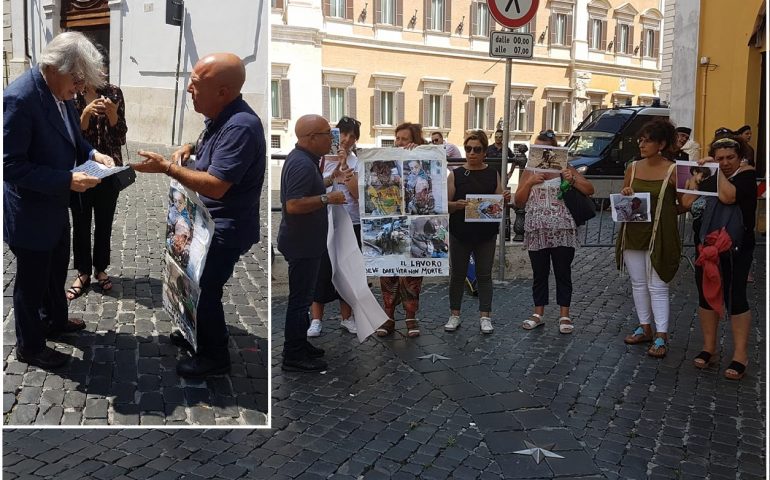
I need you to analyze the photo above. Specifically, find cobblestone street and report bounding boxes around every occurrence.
[2,142,269,426]
[4,240,765,478]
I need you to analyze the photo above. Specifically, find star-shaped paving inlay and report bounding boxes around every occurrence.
[513,441,564,464]
[417,353,450,363]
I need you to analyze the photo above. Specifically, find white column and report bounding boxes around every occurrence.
[108,0,124,86]
[8,0,29,80]
[572,0,589,60]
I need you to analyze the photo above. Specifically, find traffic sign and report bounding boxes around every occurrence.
[489,31,534,59]
[488,0,539,29]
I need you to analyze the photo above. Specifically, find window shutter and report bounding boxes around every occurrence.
[375,0,381,23]
[421,94,429,125]
[347,88,357,118]
[486,97,496,131]
[346,0,354,20]
[641,28,647,56]
[652,30,660,58]
[486,9,492,36]
[526,100,535,132]
[466,99,473,131]
[470,2,477,36]
[443,94,452,128]
[323,0,330,16]
[530,14,537,40]
[544,103,552,130]
[614,23,619,52]
[587,19,593,47]
[627,26,634,55]
[601,20,607,50]
[396,91,405,124]
[280,79,291,120]
[274,0,284,8]
[396,0,403,26]
[424,0,431,30]
[565,14,573,46]
[373,89,382,126]
[549,14,555,45]
[444,1,452,33]
[561,101,572,134]
[322,86,330,120]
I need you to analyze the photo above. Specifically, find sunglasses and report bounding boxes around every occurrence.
[338,116,361,127]
[431,138,441,144]
[539,130,556,139]
[464,145,484,154]
[712,138,739,147]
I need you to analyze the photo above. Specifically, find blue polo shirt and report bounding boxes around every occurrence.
[195,95,265,250]
[277,145,327,259]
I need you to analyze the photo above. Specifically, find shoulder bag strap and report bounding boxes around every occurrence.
[647,162,676,259]
[619,161,638,264]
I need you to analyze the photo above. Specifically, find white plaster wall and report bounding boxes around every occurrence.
[668,0,700,132]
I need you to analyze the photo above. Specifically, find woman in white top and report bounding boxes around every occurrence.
[307,117,362,337]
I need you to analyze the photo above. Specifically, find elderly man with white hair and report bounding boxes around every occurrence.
[4,31,115,369]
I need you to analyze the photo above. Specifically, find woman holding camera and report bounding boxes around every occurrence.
[66,69,127,300]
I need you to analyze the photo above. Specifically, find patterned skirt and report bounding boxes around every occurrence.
[380,276,423,316]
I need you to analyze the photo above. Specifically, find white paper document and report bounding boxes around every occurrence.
[72,160,131,179]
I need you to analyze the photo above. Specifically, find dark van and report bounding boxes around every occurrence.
[566,106,669,176]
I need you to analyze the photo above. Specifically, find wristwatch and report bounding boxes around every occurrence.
[320,194,329,206]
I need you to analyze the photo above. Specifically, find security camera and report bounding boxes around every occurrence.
[699,56,710,65]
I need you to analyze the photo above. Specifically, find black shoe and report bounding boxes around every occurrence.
[305,342,325,358]
[176,354,230,378]
[46,318,86,338]
[512,234,524,242]
[16,346,69,369]
[170,330,194,353]
[282,356,328,372]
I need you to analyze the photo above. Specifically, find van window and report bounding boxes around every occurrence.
[619,115,669,164]
[577,109,634,133]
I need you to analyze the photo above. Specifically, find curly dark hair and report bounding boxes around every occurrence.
[395,122,426,145]
[336,116,361,140]
[637,119,676,157]
[708,135,747,159]
[463,130,489,150]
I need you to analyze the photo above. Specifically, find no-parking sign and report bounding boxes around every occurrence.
[488,0,539,29]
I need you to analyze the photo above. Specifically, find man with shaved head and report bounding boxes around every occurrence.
[132,53,265,378]
[278,114,345,372]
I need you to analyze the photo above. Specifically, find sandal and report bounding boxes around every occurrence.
[405,319,420,338]
[624,326,653,345]
[693,351,715,369]
[724,360,748,380]
[375,319,395,337]
[558,317,574,334]
[95,272,112,291]
[65,273,91,300]
[647,336,668,358]
[522,314,544,330]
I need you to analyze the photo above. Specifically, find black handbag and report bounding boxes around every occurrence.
[562,186,596,226]
[109,143,136,191]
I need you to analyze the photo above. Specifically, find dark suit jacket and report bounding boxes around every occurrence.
[4,67,93,251]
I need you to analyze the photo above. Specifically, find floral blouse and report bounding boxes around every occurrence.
[74,83,128,166]
[523,177,578,250]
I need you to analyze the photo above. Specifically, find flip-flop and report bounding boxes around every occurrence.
[624,326,653,345]
[647,337,668,358]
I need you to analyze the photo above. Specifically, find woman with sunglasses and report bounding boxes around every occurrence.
[682,136,756,379]
[375,122,427,338]
[616,119,681,358]
[515,131,593,334]
[444,130,510,334]
[307,117,362,338]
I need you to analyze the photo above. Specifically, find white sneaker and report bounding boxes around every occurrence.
[444,315,461,332]
[307,319,322,337]
[480,317,494,334]
[340,317,358,334]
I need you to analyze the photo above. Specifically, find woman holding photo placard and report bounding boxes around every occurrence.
[615,119,681,358]
[375,122,427,338]
[444,130,510,334]
[514,132,593,334]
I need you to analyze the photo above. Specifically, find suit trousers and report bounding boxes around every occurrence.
[10,224,70,353]
[195,244,244,360]
[71,182,120,274]
[283,256,322,360]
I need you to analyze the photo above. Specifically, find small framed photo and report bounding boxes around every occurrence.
[675,160,719,196]
[329,128,340,155]
[465,194,504,222]
[610,193,651,222]
[526,145,569,172]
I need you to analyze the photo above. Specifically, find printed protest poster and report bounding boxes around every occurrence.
[526,145,569,172]
[164,180,215,351]
[358,146,449,276]
[610,193,652,222]
[465,194,504,222]
[330,128,340,156]
[676,160,719,196]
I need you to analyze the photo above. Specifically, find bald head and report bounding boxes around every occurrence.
[295,114,332,157]
[187,52,246,119]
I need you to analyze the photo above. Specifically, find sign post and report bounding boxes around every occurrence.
[487,0,539,281]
